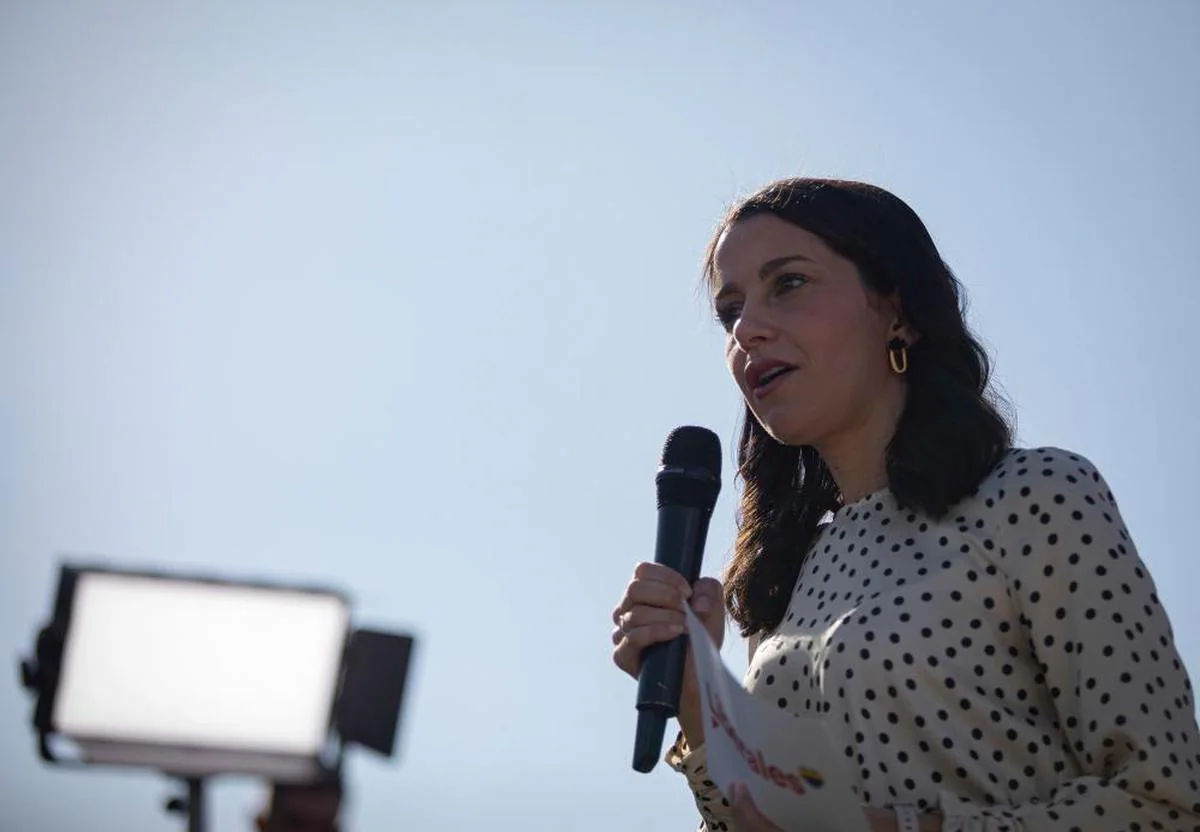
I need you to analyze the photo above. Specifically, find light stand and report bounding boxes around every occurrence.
[164,776,206,832]
[188,777,205,832]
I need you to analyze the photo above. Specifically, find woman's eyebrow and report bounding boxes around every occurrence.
[714,254,817,301]
[757,253,815,279]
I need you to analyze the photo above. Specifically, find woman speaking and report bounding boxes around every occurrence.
[611,178,1200,831]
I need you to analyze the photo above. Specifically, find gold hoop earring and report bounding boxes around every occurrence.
[888,337,909,375]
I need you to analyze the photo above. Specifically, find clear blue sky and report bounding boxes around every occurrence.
[2,2,1198,830]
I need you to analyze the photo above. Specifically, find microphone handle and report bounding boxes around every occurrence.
[632,710,671,773]
[631,503,712,772]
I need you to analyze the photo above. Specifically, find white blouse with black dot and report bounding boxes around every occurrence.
[667,447,1200,831]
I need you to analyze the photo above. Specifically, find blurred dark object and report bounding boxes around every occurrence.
[256,774,344,832]
[336,629,415,758]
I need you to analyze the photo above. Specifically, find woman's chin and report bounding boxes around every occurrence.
[757,417,815,448]
[747,396,820,446]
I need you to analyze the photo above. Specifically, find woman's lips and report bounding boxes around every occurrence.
[751,366,797,400]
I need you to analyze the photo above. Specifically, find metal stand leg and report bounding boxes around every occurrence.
[165,776,206,832]
[186,777,205,832]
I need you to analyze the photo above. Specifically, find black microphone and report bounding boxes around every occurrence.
[632,425,722,773]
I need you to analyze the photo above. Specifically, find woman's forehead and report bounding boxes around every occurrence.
[713,216,832,280]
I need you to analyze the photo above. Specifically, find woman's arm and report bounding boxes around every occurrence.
[666,731,739,830]
[661,634,762,830]
[939,448,1200,831]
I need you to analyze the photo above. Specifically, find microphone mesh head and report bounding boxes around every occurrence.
[661,426,722,477]
[657,426,722,510]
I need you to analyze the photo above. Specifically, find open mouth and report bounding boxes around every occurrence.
[747,361,797,396]
[755,365,794,388]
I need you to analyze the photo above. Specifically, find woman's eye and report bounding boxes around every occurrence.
[776,273,808,292]
[714,276,803,331]
[715,304,740,331]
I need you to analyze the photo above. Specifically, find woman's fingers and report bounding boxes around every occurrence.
[611,619,686,674]
[632,561,693,596]
[609,563,710,679]
[613,569,690,619]
[622,620,686,648]
[618,605,686,632]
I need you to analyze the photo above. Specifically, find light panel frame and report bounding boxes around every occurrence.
[30,563,353,781]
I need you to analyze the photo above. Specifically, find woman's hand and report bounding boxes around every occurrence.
[729,784,942,832]
[611,563,725,743]
[728,783,787,831]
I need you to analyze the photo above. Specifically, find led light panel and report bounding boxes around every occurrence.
[51,570,350,775]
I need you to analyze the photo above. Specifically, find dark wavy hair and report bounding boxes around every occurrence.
[705,178,1014,639]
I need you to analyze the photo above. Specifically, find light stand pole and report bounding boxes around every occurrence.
[187,777,205,832]
[164,776,206,832]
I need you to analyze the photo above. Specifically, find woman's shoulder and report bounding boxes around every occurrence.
[954,445,1129,563]
[950,447,1158,618]
[970,445,1115,509]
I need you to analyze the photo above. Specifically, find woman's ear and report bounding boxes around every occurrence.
[887,291,920,346]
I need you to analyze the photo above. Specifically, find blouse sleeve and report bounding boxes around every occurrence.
[665,731,738,831]
[663,621,765,829]
[940,447,1200,831]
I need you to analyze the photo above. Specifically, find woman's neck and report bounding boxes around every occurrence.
[818,383,906,504]
[823,451,889,505]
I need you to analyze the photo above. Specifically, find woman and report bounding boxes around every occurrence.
[611,177,1200,831]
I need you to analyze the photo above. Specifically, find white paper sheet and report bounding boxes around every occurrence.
[683,604,871,832]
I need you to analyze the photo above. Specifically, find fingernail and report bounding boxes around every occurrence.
[693,595,711,614]
[670,623,684,635]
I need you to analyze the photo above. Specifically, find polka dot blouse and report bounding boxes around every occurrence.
[666,447,1200,831]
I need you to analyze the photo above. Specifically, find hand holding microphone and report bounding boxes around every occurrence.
[610,567,725,744]
[611,426,723,772]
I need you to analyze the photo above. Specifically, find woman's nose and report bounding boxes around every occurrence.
[731,301,774,351]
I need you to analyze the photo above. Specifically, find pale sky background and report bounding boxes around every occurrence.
[2,2,1198,830]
